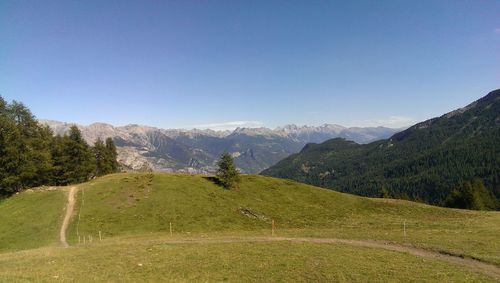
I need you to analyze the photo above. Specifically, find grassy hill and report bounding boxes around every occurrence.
[262,89,500,207]
[0,173,499,281]
[0,187,66,252]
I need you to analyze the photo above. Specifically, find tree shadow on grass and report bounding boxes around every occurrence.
[202,176,224,187]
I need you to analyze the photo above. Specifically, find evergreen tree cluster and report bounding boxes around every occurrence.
[445,179,498,210]
[0,96,119,196]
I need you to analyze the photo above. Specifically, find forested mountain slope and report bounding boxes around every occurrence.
[262,89,500,209]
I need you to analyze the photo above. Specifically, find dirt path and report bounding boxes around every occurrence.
[60,186,77,248]
[159,236,500,280]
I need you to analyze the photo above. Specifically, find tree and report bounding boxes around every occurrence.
[0,113,22,194]
[92,138,118,176]
[1,95,113,195]
[50,135,67,185]
[93,138,107,176]
[378,186,390,198]
[92,137,118,176]
[216,152,240,189]
[104,137,119,173]
[59,126,96,184]
[445,180,499,210]
[0,96,6,112]
[0,99,53,192]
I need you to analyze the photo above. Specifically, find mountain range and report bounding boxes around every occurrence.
[40,120,400,174]
[262,89,500,207]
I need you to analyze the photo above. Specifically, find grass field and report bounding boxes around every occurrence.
[0,238,495,282]
[69,173,500,264]
[0,173,499,281]
[0,187,67,252]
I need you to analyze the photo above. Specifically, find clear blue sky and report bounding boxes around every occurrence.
[1,1,499,130]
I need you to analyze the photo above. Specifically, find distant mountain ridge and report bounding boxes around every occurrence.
[262,89,500,208]
[40,120,400,173]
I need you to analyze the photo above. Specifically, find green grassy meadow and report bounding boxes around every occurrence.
[0,239,495,282]
[0,173,499,281]
[0,187,67,252]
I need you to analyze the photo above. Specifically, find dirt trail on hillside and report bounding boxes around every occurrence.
[159,236,500,280]
[60,186,77,248]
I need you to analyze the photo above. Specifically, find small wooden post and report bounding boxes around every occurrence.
[99,231,102,241]
[83,236,86,244]
[170,222,172,236]
[272,220,275,236]
[403,220,406,239]
[78,235,81,244]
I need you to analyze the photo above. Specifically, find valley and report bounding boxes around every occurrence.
[41,120,399,174]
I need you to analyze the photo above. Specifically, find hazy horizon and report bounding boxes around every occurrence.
[40,118,411,132]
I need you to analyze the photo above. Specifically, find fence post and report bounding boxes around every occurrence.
[403,220,406,239]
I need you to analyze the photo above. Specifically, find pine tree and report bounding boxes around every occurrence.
[216,152,240,189]
[60,126,96,184]
[1,96,106,194]
[0,113,22,194]
[0,96,6,112]
[50,135,67,185]
[91,137,118,177]
[378,186,390,198]
[93,138,107,176]
[26,125,53,186]
[0,100,53,191]
[104,137,119,173]
[445,180,499,210]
